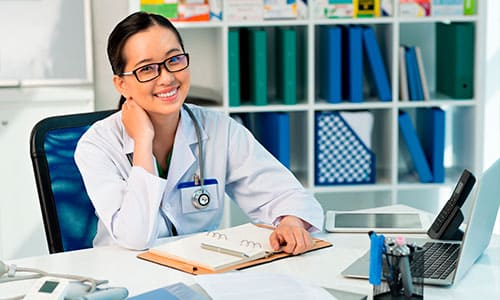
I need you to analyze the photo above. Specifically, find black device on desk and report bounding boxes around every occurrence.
[427,169,476,241]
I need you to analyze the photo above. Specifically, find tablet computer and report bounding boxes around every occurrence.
[325,210,432,233]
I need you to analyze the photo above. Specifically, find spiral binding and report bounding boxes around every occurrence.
[206,231,227,240]
[206,231,263,249]
[240,240,263,248]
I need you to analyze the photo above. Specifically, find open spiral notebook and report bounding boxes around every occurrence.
[137,223,332,275]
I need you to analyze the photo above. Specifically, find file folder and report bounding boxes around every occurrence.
[315,111,375,185]
[417,107,445,183]
[253,112,291,168]
[415,46,430,101]
[362,26,392,102]
[436,22,474,99]
[319,26,342,103]
[276,27,297,105]
[405,46,424,101]
[398,110,433,183]
[399,46,409,101]
[240,28,268,106]
[342,26,364,102]
[228,29,241,107]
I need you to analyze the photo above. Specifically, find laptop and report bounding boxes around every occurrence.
[341,158,500,286]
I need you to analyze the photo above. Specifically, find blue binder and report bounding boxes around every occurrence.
[362,26,392,102]
[319,26,342,103]
[342,26,364,102]
[398,110,433,183]
[253,112,290,168]
[315,111,375,185]
[405,47,424,101]
[417,107,446,182]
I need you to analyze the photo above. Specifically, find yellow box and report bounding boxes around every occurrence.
[141,0,165,4]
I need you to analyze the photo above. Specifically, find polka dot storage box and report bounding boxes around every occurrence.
[314,111,376,185]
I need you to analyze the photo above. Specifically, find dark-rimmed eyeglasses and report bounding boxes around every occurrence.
[120,53,190,83]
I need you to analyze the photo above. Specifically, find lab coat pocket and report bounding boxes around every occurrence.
[178,179,219,214]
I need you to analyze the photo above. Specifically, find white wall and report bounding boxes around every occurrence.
[91,0,129,110]
[0,0,95,260]
[484,0,500,234]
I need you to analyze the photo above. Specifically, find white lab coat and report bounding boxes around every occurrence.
[75,104,324,250]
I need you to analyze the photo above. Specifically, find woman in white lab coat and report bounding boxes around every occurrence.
[74,12,324,253]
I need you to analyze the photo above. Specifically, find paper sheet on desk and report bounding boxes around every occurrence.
[195,272,337,300]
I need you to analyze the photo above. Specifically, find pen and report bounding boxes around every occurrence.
[395,236,413,297]
[201,243,250,258]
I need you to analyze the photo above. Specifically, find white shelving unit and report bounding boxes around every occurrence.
[128,1,485,224]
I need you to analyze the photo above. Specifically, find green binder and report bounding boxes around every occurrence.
[241,28,268,106]
[228,29,241,107]
[276,28,297,105]
[436,22,475,99]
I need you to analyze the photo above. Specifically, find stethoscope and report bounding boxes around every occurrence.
[183,104,211,209]
[126,104,210,209]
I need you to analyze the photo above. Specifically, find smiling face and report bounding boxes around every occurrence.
[113,25,190,117]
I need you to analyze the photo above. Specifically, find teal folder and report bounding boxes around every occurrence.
[241,28,268,106]
[276,27,297,105]
[228,29,241,107]
[436,22,475,99]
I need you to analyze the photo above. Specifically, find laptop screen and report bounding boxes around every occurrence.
[454,159,500,281]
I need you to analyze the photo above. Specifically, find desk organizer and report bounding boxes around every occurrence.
[373,247,424,299]
[314,111,376,185]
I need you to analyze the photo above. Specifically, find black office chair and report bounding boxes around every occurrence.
[30,110,116,253]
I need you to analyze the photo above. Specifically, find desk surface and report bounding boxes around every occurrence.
[2,232,499,300]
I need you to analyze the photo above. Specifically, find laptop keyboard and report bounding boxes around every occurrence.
[415,242,461,279]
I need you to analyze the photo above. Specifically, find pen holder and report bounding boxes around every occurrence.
[373,247,424,299]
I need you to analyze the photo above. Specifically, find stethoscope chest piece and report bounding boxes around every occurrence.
[192,189,210,209]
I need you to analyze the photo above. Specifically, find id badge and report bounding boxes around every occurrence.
[177,178,219,214]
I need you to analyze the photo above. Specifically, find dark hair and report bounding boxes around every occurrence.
[107,12,185,109]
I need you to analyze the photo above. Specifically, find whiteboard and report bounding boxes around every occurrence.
[0,0,91,85]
